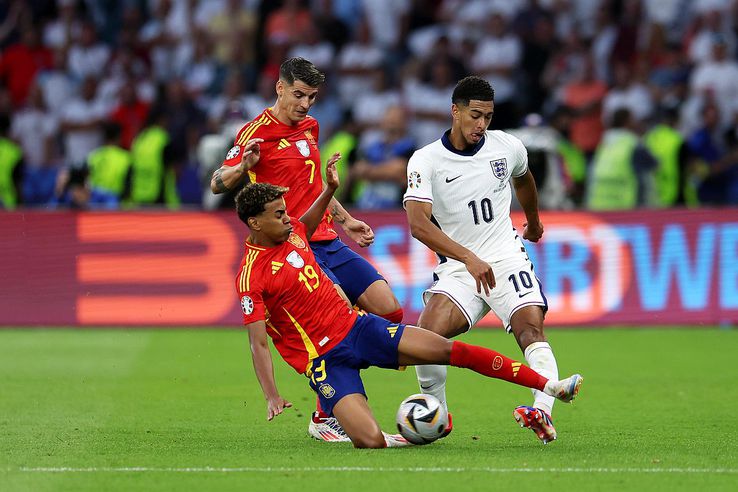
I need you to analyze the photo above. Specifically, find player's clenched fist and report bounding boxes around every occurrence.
[522,219,544,243]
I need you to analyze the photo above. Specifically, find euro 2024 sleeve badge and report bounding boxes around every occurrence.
[408,171,421,189]
[241,295,254,315]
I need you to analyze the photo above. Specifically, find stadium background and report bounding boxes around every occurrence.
[3,208,738,326]
[2,0,738,327]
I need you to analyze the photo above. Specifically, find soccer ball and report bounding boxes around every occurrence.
[395,394,449,445]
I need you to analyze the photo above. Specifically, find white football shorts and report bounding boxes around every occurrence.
[422,250,547,332]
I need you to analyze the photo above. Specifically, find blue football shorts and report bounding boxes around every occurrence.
[306,313,406,416]
[310,238,385,304]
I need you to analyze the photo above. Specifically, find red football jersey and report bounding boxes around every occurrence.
[223,108,337,241]
[236,220,356,374]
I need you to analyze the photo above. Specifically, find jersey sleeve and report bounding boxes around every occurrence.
[222,120,267,167]
[403,152,434,205]
[237,261,267,325]
[510,136,529,178]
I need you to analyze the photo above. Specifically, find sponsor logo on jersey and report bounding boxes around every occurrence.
[296,139,310,157]
[277,138,291,150]
[408,171,421,189]
[286,250,305,269]
[319,383,336,398]
[241,295,254,315]
[287,233,306,250]
[226,145,241,160]
[271,261,284,274]
[491,158,508,180]
[445,175,461,183]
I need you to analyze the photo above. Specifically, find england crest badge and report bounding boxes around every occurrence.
[491,158,508,180]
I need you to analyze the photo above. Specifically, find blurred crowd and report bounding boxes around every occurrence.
[2,0,738,211]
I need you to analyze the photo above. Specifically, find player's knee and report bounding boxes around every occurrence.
[514,320,546,348]
[351,431,386,449]
[382,307,404,324]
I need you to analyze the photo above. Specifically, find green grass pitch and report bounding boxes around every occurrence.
[1,327,737,491]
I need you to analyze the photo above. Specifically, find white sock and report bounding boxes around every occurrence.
[415,364,448,412]
[524,341,558,415]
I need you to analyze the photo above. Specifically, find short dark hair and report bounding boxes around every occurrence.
[452,76,495,106]
[279,57,325,87]
[236,183,290,225]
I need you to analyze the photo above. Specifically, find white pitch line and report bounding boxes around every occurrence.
[14,467,738,474]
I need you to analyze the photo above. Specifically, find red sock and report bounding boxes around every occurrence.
[450,341,547,391]
[382,307,404,324]
[315,396,328,418]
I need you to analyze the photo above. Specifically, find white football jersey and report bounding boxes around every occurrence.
[403,130,528,264]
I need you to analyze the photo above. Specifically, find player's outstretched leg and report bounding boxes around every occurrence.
[398,326,583,444]
[449,340,582,403]
[398,327,583,400]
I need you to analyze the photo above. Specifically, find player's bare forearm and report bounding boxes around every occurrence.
[329,196,352,226]
[513,170,544,242]
[407,201,495,292]
[301,184,337,239]
[406,201,473,263]
[210,165,245,194]
[246,321,280,401]
[329,195,376,247]
[513,170,541,223]
[302,155,340,238]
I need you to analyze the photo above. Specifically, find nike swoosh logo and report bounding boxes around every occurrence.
[518,291,532,298]
[445,175,461,183]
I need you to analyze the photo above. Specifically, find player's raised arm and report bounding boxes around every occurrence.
[512,169,544,243]
[246,319,292,420]
[300,153,340,239]
[406,200,496,295]
[210,138,264,194]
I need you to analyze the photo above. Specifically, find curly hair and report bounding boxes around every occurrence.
[236,183,289,225]
[452,76,495,106]
[279,57,325,87]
